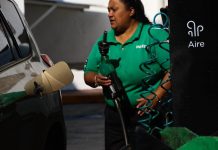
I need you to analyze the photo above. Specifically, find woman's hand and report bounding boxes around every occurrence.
[84,72,111,88]
[95,74,112,87]
[136,95,159,116]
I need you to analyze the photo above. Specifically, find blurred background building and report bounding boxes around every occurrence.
[12,0,168,92]
[14,0,168,92]
[15,0,167,68]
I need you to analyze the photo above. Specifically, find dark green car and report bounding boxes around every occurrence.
[0,0,67,150]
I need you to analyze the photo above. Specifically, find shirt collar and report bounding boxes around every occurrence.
[107,22,143,44]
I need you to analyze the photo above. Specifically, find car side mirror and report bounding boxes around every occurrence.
[24,61,74,95]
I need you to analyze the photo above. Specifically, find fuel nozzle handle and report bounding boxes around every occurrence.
[98,31,109,58]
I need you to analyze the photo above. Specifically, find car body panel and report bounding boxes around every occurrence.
[0,0,67,150]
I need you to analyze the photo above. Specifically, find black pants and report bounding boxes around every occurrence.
[104,105,172,150]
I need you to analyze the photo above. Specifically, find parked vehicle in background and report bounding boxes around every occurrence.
[0,0,67,150]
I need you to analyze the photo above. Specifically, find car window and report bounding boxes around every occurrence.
[1,0,31,59]
[0,19,14,66]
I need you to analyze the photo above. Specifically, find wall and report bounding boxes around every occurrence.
[24,0,167,68]
[25,2,110,68]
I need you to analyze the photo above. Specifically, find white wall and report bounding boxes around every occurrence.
[53,0,108,7]
[55,0,167,22]
[142,0,167,23]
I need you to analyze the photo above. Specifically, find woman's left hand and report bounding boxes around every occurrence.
[136,95,159,116]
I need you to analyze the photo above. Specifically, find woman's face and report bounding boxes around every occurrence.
[108,0,133,33]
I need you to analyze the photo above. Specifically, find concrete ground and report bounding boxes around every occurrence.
[63,103,105,150]
[62,69,105,150]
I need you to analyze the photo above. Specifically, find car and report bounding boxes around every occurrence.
[0,0,68,150]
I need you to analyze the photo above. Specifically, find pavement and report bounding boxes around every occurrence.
[63,103,105,150]
[61,69,105,149]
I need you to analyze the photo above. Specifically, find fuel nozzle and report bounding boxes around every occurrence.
[98,31,109,57]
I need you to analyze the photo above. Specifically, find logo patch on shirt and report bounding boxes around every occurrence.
[136,44,147,49]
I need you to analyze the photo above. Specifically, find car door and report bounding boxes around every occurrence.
[0,1,66,150]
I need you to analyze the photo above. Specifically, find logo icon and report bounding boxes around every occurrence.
[187,21,204,37]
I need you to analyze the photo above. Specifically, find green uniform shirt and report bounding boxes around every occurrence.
[84,22,170,107]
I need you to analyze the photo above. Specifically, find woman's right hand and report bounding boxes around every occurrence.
[95,74,112,87]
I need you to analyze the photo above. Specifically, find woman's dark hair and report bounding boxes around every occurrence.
[120,0,150,24]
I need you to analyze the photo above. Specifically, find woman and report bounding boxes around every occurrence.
[84,0,171,149]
